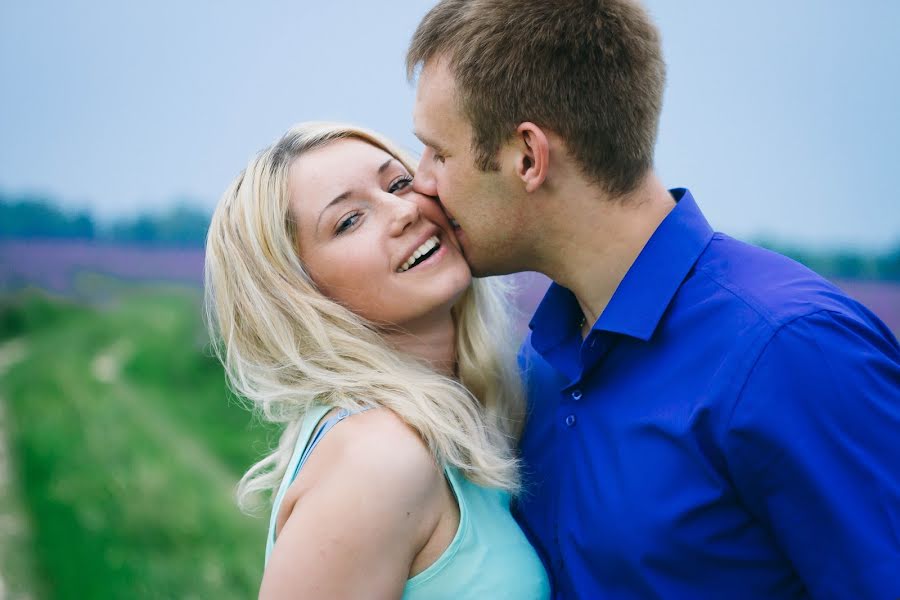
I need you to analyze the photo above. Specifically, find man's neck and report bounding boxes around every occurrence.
[533,173,675,332]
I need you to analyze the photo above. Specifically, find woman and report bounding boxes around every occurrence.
[204,122,550,599]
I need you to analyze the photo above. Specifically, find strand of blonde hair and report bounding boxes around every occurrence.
[204,122,526,512]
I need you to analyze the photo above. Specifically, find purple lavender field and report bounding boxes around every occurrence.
[3,240,898,335]
[0,240,205,293]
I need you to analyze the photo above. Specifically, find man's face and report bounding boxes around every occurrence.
[412,58,519,277]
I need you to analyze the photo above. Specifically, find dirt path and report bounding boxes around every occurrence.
[0,338,39,600]
[90,341,242,497]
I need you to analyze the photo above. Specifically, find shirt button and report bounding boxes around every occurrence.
[571,389,583,401]
[565,414,577,427]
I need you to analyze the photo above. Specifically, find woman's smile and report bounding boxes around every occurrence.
[289,138,471,328]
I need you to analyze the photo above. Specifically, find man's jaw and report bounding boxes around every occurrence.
[434,197,460,228]
[434,197,466,249]
[453,226,468,259]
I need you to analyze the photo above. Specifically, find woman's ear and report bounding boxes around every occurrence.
[515,122,550,193]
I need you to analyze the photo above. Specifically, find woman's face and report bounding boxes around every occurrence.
[290,138,472,329]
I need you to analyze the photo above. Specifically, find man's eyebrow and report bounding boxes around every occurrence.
[315,159,397,232]
[413,130,442,153]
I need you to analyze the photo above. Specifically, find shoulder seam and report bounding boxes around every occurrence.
[693,265,780,328]
[694,263,838,331]
[725,308,840,430]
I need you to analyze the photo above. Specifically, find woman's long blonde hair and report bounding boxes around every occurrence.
[204,122,525,511]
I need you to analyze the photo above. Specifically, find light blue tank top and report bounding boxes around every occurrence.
[265,405,550,599]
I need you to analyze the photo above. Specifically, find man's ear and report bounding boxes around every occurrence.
[515,122,550,193]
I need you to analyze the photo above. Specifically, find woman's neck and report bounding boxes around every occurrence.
[384,314,457,377]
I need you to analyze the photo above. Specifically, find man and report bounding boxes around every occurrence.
[406,1,900,598]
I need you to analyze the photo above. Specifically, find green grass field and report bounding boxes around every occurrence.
[0,286,279,598]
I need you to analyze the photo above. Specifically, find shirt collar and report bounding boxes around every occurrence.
[529,188,714,353]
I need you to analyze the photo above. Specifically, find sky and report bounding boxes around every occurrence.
[1,0,898,250]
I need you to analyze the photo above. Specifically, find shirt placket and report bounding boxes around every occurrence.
[554,375,582,598]
[555,331,615,598]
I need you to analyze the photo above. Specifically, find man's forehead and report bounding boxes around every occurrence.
[414,60,465,143]
[417,57,457,101]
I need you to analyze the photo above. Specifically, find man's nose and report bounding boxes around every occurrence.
[413,162,437,197]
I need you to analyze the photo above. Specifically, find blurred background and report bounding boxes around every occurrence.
[1,0,898,597]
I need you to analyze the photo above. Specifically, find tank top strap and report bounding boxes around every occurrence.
[295,407,368,472]
[265,405,374,563]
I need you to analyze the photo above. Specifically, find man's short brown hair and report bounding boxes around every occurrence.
[407,0,666,197]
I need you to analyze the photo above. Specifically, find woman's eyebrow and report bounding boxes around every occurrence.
[378,158,396,174]
[315,158,398,231]
[316,191,352,232]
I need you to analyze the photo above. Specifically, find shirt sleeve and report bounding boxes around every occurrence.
[725,309,900,600]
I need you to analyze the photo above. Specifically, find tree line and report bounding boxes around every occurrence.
[1,194,898,280]
[1,193,209,248]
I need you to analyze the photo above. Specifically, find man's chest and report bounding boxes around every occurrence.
[515,342,796,595]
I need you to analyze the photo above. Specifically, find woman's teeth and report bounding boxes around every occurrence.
[398,235,440,273]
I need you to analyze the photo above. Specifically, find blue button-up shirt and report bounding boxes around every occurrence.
[515,189,900,599]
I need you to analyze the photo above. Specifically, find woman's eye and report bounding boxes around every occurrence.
[388,175,413,193]
[336,212,360,235]
[433,154,445,164]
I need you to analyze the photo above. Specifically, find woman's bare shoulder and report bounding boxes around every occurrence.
[295,407,440,497]
[261,407,445,598]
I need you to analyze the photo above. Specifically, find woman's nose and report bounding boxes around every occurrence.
[387,195,420,236]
